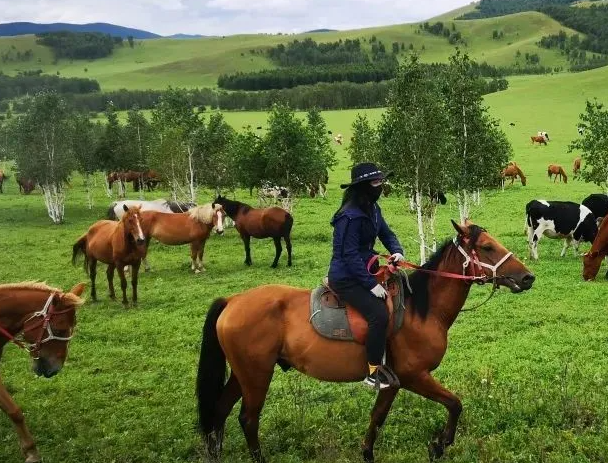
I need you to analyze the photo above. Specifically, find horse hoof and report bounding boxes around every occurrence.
[25,455,41,463]
[427,440,444,461]
[245,261,252,266]
[362,448,374,463]
[195,268,201,274]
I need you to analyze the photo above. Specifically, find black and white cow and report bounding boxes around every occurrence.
[577,126,585,136]
[582,193,608,224]
[525,200,598,260]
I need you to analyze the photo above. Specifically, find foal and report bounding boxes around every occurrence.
[72,205,147,305]
[213,195,293,267]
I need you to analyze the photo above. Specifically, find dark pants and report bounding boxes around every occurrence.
[330,279,388,365]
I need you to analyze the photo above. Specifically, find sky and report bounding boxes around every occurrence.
[0,0,474,36]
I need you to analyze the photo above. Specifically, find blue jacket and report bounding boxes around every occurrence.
[328,203,404,289]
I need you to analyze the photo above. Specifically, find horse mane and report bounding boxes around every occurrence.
[514,164,526,180]
[407,225,486,319]
[0,281,84,307]
[188,203,220,224]
[218,197,251,218]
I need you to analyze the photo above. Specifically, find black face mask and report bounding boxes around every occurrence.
[362,183,383,203]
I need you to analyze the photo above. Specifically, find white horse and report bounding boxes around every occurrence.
[108,199,196,220]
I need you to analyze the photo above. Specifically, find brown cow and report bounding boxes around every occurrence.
[583,216,608,281]
[531,135,547,146]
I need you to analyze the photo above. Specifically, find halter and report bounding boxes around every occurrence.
[0,293,74,357]
[453,237,513,283]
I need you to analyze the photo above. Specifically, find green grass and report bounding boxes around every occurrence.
[2,63,608,462]
[0,11,584,91]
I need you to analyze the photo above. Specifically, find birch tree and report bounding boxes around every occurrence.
[376,56,450,264]
[72,114,101,209]
[11,91,76,223]
[569,99,608,194]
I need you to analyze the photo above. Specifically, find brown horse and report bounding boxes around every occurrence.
[72,204,147,305]
[0,281,85,463]
[17,177,36,194]
[141,203,226,273]
[531,135,547,145]
[548,164,568,183]
[213,195,293,268]
[583,216,608,281]
[501,162,527,186]
[196,220,535,462]
[0,169,7,193]
[573,157,582,179]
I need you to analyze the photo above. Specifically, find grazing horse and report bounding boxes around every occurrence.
[72,205,147,306]
[501,162,527,186]
[308,170,329,199]
[531,135,547,146]
[196,220,534,462]
[17,177,36,194]
[108,199,196,220]
[0,281,85,463]
[213,194,293,267]
[583,216,608,281]
[0,169,7,193]
[548,164,568,183]
[573,157,582,179]
[141,204,226,273]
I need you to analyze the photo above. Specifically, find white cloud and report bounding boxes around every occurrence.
[0,0,473,36]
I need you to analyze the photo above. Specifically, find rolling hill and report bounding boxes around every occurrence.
[0,22,160,39]
[0,11,594,91]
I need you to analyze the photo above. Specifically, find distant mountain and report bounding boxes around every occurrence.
[167,33,209,39]
[0,22,160,39]
[306,29,338,33]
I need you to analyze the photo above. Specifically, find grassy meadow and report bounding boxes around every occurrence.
[0,11,582,90]
[2,60,608,463]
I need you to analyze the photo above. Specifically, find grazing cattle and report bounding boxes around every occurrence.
[501,162,527,187]
[258,184,289,206]
[578,126,585,136]
[0,169,6,193]
[526,200,597,260]
[582,193,608,223]
[573,157,582,179]
[531,135,547,145]
[17,176,36,194]
[537,131,549,141]
[509,122,516,127]
[583,216,608,281]
[334,133,343,145]
[548,164,568,183]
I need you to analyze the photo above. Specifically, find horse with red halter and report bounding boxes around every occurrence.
[0,281,85,463]
[501,162,527,187]
[140,203,226,273]
[531,135,547,146]
[548,164,568,183]
[72,205,147,306]
[196,220,534,462]
[213,195,293,268]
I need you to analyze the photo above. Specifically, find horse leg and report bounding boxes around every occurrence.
[131,260,141,305]
[242,234,252,266]
[362,388,399,463]
[207,372,243,459]
[116,265,129,306]
[0,379,41,463]
[271,237,282,268]
[404,372,462,460]
[90,258,98,301]
[190,243,199,273]
[284,234,292,267]
[197,240,207,272]
[107,264,116,300]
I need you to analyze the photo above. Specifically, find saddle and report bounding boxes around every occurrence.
[309,267,406,345]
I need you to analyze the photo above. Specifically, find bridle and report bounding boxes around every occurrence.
[0,293,74,357]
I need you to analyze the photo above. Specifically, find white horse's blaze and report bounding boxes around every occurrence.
[216,210,224,233]
[134,214,145,241]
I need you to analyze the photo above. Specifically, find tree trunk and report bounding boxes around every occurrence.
[85,174,93,210]
[429,203,437,252]
[415,189,426,264]
[103,172,113,198]
[41,183,65,224]
[457,190,470,223]
[117,180,125,198]
[188,147,196,203]
[409,194,415,211]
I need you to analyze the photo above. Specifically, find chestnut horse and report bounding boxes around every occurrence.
[72,205,147,305]
[573,157,582,179]
[213,195,293,268]
[501,162,527,186]
[548,164,568,183]
[531,135,547,146]
[0,281,85,463]
[0,169,7,193]
[141,203,226,273]
[583,216,608,281]
[196,220,535,462]
[17,177,36,195]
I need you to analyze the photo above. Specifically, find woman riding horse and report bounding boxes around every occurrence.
[328,162,405,390]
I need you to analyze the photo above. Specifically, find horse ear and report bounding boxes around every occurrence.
[69,282,86,297]
[123,204,129,212]
[451,219,466,236]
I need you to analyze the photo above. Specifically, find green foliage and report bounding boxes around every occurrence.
[196,113,236,193]
[71,113,101,176]
[217,60,398,90]
[95,103,130,172]
[569,99,608,191]
[347,114,378,166]
[124,107,153,174]
[36,31,122,60]
[420,21,466,45]
[267,37,368,66]
[10,91,76,185]
[459,0,576,19]
[0,72,99,102]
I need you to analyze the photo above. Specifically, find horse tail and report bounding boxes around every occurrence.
[72,234,89,274]
[197,297,229,435]
[282,211,294,237]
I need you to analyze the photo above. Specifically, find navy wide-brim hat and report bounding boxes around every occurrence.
[340,162,393,189]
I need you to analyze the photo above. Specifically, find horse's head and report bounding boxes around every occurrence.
[23,283,85,378]
[582,250,603,281]
[121,204,146,245]
[451,219,535,293]
[212,204,226,235]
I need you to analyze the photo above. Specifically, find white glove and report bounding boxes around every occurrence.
[370,284,388,299]
[389,252,404,265]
